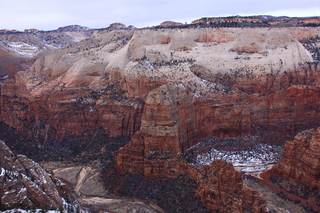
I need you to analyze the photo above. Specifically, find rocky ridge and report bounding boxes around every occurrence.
[271,127,320,190]
[194,160,266,212]
[0,25,95,78]
[241,128,320,212]
[114,83,267,212]
[191,16,320,27]
[0,140,80,211]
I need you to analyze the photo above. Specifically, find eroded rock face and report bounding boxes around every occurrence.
[272,127,320,190]
[0,140,64,210]
[0,80,144,139]
[114,84,266,212]
[192,160,266,213]
[1,27,319,142]
[115,83,197,177]
[116,151,267,212]
[0,48,25,78]
[0,28,94,78]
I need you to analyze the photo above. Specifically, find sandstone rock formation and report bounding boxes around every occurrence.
[250,128,320,212]
[1,27,319,142]
[116,83,198,177]
[0,140,65,210]
[271,127,320,190]
[0,27,94,78]
[115,154,268,212]
[0,47,25,78]
[192,160,266,213]
[114,84,267,212]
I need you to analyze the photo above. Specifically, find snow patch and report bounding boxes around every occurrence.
[7,42,38,57]
[186,138,283,173]
[0,167,6,176]
[17,187,27,195]
[2,209,60,213]
[0,75,9,80]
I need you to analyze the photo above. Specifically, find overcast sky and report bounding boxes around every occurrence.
[1,0,319,31]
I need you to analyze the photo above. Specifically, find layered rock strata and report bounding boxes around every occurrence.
[193,160,266,213]
[0,27,94,78]
[271,127,320,190]
[116,83,197,177]
[114,84,267,212]
[0,140,65,210]
[0,27,319,143]
[249,128,320,212]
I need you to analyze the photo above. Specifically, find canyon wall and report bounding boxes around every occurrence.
[1,24,320,212]
[1,27,319,142]
[261,128,320,212]
[272,127,320,190]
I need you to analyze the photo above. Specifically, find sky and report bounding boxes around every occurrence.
[1,0,320,31]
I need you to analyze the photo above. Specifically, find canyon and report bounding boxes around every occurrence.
[0,16,320,212]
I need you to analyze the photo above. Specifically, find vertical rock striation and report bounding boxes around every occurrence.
[115,84,267,212]
[192,160,266,213]
[272,127,320,190]
[116,83,198,178]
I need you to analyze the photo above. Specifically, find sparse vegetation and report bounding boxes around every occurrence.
[268,173,320,212]
[0,122,130,164]
[300,36,320,62]
[101,168,210,213]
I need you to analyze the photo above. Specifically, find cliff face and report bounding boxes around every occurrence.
[1,27,320,142]
[0,48,25,78]
[114,84,267,212]
[115,83,198,177]
[272,128,320,190]
[259,128,320,212]
[193,160,266,213]
[0,140,71,210]
[0,27,94,78]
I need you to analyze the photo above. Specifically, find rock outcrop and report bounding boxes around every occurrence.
[116,83,198,177]
[253,128,320,212]
[192,160,266,213]
[271,127,320,190]
[0,140,66,210]
[0,27,94,78]
[116,151,267,212]
[0,47,25,78]
[114,84,267,212]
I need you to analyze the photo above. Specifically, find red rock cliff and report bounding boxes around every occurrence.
[271,127,320,190]
[115,83,197,177]
[115,84,267,212]
[192,160,266,213]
